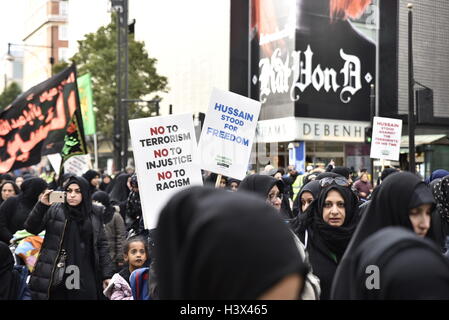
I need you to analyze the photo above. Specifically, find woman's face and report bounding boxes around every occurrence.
[274,172,283,180]
[322,190,346,227]
[220,179,227,188]
[300,191,314,213]
[66,183,82,206]
[266,185,282,211]
[409,204,432,237]
[103,176,111,184]
[229,182,239,192]
[91,176,100,187]
[1,183,16,201]
[15,177,24,188]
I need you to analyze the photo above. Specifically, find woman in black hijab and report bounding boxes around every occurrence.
[292,176,359,300]
[0,242,31,300]
[292,180,321,217]
[99,174,112,191]
[239,174,293,219]
[92,191,126,272]
[331,171,436,299]
[429,175,449,252]
[345,227,449,299]
[82,170,100,195]
[226,178,241,192]
[155,187,308,299]
[108,173,131,219]
[24,176,113,300]
[0,177,47,244]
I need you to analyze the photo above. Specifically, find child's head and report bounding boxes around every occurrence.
[123,236,149,271]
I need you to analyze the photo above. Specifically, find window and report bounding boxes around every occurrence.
[59,48,69,62]
[59,25,68,41]
[59,0,68,16]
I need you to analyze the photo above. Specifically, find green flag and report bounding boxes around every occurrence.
[77,73,96,135]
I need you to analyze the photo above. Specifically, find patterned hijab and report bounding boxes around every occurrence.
[430,175,449,222]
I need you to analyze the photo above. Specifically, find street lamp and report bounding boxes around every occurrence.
[7,42,54,75]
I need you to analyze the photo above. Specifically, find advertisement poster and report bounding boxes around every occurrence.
[251,0,378,122]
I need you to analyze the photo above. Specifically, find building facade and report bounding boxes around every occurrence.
[231,0,449,179]
[22,0,68,91]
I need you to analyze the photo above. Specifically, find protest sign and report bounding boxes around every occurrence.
[197,88,261,180]
[370,116,403,161]
[63,154,91,176]
[129,113,203,229]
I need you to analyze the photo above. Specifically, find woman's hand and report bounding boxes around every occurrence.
[40,190,53,206]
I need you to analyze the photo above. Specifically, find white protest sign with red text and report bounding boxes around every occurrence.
[370,116,403,161]
[129,114,203,229]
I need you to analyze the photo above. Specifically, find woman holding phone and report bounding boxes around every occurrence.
[24,176,114,300]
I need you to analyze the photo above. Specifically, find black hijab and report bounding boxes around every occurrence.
[299,184,359,259]
[18,177,48,207]
[238,174,284,199]
[348,227,449,299]
[0,242,20,300]
[332,167,351,179]
[299,180,321,200]
[58,176,97,299]
[155,187,308,299]
[99,174,112,191]
[239,174,292,219]
[92,191,115,224]
[430,175,449,223]
[294,180,322,215]
[331,172,435,299]
[109,173,131,203]
[82,170,99,194]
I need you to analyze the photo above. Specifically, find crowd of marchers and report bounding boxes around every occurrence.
[1,163,449,300]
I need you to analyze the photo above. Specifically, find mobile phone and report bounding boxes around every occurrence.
[49,191,65,203]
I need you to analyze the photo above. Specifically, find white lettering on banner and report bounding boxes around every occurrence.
[258,45,369,104]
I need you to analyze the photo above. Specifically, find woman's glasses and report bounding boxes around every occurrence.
[320,176,350,188]
[267,193,283,203]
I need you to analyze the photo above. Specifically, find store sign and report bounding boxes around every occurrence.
[256,117,370,143]
[259,46,366,104]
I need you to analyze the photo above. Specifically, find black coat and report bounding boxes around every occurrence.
[0,196,35,243]
[0,178,47,244]
[298,227,337,300]
[24,202,114,300]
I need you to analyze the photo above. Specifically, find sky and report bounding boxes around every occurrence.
[0,0,26,57]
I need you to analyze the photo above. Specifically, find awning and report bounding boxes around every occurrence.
[400,134,449,148]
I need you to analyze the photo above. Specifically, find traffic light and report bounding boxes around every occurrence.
[128,19,136,35]
[365,127,372,144]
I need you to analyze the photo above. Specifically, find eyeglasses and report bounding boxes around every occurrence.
[267,193,283,203]
[320,176,350,188]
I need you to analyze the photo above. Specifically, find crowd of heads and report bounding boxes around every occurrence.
[2,161,449,300]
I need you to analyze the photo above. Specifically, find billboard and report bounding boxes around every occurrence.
[251,0,378,122]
